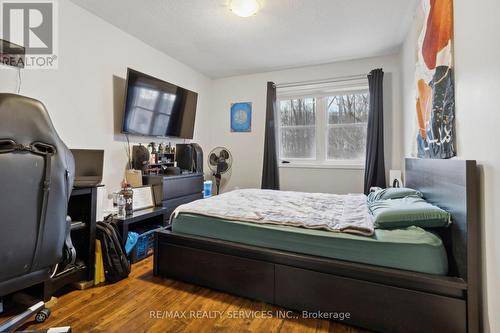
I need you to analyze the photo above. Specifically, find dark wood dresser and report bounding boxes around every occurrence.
[143,173,204,223]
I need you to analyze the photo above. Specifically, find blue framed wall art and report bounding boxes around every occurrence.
[230,102,252,132]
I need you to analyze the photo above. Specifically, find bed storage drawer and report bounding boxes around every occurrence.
[155,242,274,303]
[275,265,466,333]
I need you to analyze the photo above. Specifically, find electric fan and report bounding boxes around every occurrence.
[208,147,233,195]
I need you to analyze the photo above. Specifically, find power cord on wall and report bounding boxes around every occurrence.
[16,67,22,94]
[124,134,132,169]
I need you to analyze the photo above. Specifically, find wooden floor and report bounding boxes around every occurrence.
[3,257,370,333]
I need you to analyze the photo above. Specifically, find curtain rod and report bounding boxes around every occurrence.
[274,74,367,89]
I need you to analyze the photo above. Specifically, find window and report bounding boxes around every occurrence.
[326,93,369,161]
[278,98,316,159]
[277,86,369,168]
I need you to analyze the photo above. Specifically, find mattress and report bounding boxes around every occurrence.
[172,213,449,275]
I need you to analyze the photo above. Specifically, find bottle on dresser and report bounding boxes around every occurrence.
[120,179,134,216]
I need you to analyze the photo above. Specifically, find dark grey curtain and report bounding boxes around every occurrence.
[364,69,386,194]
[261,82,280,190]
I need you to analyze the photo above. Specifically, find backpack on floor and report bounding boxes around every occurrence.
[96,221,130,283]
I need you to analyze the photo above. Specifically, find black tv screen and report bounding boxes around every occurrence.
[122,68,198,139]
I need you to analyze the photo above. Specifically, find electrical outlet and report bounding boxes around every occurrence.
[389,170,403,188]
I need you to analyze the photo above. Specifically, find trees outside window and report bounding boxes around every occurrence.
[278,89,369,167]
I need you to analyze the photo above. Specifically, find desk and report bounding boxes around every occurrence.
[42,186,98,300]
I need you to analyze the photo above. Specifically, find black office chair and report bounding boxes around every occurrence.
[0,94,75,333]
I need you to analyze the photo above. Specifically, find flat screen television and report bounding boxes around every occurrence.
[122,68,198,139]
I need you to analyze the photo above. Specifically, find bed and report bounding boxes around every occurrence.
[153,158,480,333]
[172,214,448,275]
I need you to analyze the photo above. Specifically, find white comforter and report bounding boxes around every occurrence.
[172,189,374,236]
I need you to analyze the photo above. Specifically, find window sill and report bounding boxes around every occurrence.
[279,163,365,170]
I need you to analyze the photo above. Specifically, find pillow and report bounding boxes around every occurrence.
[367,187,422,203]
[369,196,451,229]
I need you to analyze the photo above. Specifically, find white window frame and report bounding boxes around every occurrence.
[277,83,369,170]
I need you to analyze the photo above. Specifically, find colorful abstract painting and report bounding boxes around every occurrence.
[415,0,456,158]
[230,102,252,132]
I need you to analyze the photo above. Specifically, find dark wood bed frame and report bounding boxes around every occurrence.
[153,158,480,333]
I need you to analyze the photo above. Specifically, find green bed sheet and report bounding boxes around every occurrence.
[172,213,448,275]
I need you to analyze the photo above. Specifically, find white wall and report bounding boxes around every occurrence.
[0,2,403,198]
[0,0,212,195]
[208,54,403,194]
[400,5,420,158]
[400,1,500,331]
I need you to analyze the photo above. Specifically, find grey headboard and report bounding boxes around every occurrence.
[405,158,478,282]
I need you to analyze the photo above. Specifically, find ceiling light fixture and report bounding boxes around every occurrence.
[230,0,260,18]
